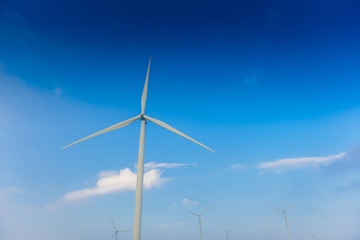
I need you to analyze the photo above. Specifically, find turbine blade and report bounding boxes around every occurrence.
[111,217,117,231]
[110,232,116,240]
[62,115,141,149]
[200,206,211,215]
[285,201,296,211]
[144,115,214,152]
[118,230,132,232]
[184,209,199,216]
[270,206,283,212]
[219,225,226,232]
[307,232,316,239]
[141,58,151,114]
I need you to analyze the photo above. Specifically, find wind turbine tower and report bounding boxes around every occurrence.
[219,225,235,240]
[62,59,214,240]
[185,206,210,240]
[271,201,295,240]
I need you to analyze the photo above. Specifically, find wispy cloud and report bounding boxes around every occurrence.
[144,162,193,171]
[158,221,185,228]
[181,198,199,207]
[230,164,246,170]
[63,162,188,202]
[0,187,22,201]
[259,152,347,172]
[326,145,360,174]
[0,187,22,195]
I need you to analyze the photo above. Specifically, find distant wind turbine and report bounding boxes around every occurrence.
[110,218,132,240]
[219,225,235,240]
[271,201,295,240]
[184,206,211,240]
[62,59,214,240]
[308,232,318,240]
[353,206,360,215]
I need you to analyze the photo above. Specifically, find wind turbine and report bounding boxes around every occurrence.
[353,206,360,215]
[110,218,132,240]
[184,206,210,240]
[62,59,214,240]
[271,201,295,240]
[308,233,318,240]
[219,225,235,240]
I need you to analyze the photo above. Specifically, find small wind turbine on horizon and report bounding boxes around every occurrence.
[353,206,360,215]
[184,206,210,240]
[308,232,318,240]
[110,218,132,240]
[62,58,214,240]
[219,225,235,240]
[271,201,295,240]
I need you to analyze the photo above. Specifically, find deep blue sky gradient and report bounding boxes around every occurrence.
[1,1,360,240]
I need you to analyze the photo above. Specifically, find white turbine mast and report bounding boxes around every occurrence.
[271,201,295,240]
[219,225,235,240]
[184,206,211,240]
[62,59,214,240]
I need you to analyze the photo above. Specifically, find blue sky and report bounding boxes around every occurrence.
[1,0,360,239]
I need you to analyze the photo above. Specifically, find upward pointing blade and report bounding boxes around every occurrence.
[200,206,211,216]
[285,201,296,211]
[111,217,117,231]
[144,115,214,152]
[61,115,141,149]
[141,58,151,114]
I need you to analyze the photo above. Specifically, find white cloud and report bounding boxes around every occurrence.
[258,152,347,172]
[158,221,185,228]
[230,164,246,170]
[63,162,187,202]
[181,198,199,207]
[0,187,22,195]
[144,162,191,171]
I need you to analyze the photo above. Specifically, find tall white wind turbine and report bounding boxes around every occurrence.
[110,218,132,240]
[271,201,295,240]
[62,59,214,240]
[184,206,210,240]
[219,225,235,240]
